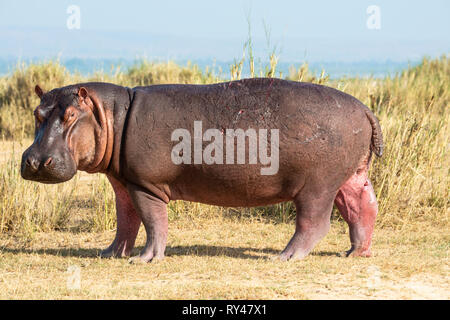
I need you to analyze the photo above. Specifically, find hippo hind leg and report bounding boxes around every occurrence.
[334,164,378,257]
[100,176,141,258]
[279,189,335,261]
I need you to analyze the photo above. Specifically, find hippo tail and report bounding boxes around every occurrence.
[364,108,383,157]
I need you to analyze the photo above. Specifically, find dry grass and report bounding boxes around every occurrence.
[0,216,448,299]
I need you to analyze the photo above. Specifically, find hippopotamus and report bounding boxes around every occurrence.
[21,78,383,262]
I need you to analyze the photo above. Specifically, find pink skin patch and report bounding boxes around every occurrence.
[334,165,378,257]
[100,176,141,258]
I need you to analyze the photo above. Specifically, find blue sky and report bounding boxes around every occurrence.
[0,0,449,63]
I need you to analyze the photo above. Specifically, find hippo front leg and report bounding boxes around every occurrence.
[126,184,168,264]
[100,176,141,258]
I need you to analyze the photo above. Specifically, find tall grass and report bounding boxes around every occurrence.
[0,144,76,238]
[0,55,448,237]
[85,174,116,232]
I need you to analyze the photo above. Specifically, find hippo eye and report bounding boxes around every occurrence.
[63,106,78,123]
[34,109,44,124]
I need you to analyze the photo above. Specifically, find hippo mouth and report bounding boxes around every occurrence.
[21,166,76,184]
[20,150,77,184]
[23,175,75,184]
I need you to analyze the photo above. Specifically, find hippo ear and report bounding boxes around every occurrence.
[78,87,89,100]
[77,87,94,112]
[35,85,44,99]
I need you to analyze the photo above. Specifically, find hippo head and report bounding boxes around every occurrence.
[21,85,112,184]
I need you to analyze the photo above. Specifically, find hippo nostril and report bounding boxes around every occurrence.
[26,156,39,172]
[44,157,53,167]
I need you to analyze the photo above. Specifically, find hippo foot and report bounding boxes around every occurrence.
[277,248,309,261]
[341,246,372,258]
[128,254,164,264]
[99,241,133,258]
